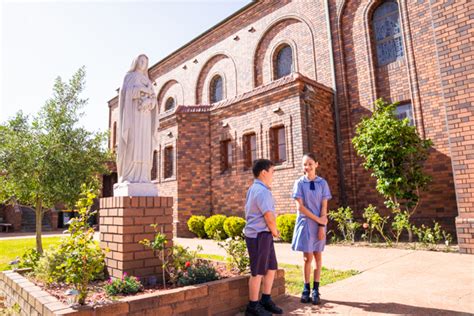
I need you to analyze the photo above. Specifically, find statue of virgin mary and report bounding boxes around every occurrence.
[114,54,159,196]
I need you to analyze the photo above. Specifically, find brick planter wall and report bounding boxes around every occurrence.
[99,196,173,282]
[0,269,285,316]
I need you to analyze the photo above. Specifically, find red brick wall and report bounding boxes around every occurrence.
[330,0,459,230]
[429,0,474,253]
[105,0,468,240]
[176,108,212,237]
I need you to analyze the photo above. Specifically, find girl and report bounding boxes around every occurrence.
[291,153,332,305]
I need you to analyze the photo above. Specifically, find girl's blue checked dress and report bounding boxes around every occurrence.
[291,175,332,253]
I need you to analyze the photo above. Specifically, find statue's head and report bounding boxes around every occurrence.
[128,54,149,75]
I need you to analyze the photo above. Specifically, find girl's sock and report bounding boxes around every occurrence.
[303,282,311,293]
[313,281,320,291]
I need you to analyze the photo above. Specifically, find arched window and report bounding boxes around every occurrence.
[372,0,404,66]
[165,97,175,111]
[273,44,293,79]
[210,75,223,103]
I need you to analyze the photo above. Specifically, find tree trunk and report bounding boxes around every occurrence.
[408,227,413,243]
[36,198,43,254]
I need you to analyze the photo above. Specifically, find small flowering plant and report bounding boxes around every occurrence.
[104,272,143,296]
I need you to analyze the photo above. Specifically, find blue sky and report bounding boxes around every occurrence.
[1,0,250,133]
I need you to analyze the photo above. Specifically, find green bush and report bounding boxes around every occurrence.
[328,207,361,243]
[218,236,249,274]
[223,216,246,238]
[35,246,69,283]
[204,215,228,240]
[276,214,297,242]
[105,273,143,296]
[177,261,218,286]
[17,248,41,270]
[187,215,207,238]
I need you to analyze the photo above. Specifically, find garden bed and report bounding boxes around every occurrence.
[326,240,458,252]
[0,265,285,316]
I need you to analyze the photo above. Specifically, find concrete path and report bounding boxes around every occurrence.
[176,237,474,315]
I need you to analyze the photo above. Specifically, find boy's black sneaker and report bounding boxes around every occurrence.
[312,289,321,305]
[245,302,272,316]
[260,298,283,314]
[301,290,311,303]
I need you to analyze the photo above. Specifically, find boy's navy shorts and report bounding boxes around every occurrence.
[245,231,278,276]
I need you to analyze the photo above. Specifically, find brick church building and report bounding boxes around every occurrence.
[104,0,473,253]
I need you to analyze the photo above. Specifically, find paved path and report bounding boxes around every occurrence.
[176,237,474,315]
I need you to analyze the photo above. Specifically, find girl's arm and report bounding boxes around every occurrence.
[295,198,325,224]
[319,199,328,226]
[318,199,329,240]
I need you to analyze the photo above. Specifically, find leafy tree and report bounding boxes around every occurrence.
[0,67,109,253]
[352,99,432,241]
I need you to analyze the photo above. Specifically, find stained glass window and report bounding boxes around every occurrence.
[165,97,175,111]
[210,75,223,103]
[373,1,404,66]
[274,45,293,79]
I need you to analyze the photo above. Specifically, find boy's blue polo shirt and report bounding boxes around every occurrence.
[243,179,275,238]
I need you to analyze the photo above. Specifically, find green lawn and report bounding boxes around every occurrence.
[0,236,63,271]
[198,254,359,295]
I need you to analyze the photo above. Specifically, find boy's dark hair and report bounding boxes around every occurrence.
[252,159,274,178]
[303,153,319,162]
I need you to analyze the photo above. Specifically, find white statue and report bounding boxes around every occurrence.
[114,54,159,196]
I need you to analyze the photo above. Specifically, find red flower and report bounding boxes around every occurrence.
[185,261,191,268]
[363,223,369,229]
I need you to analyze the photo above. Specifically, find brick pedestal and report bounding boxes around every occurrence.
[99,196,173,282]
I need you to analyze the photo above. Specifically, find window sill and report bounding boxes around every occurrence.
[274,161,294,171]
[161,177,176,183]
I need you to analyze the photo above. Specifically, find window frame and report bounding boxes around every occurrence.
[270,125,287,164]
[151,150,158,180]
[163,146,174,179]
[220,139,232,173]
[372,0,404,66]
[243,132,257,170]
[209,75,224,104]
[164,96,175,111]
[273,44,293,80]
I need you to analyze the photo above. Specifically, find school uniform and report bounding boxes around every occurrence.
[243,179,278,276]
[291,175,332,253]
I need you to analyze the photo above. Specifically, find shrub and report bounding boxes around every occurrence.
[328,207,361,243]
[187,215,207,238]
[17,248,40,270]
[105,273,143,296]
[218,236,249,274]
[166,244,202,285]
[276,214,296,242]
[362,204,391,244]
[204,215,228,240]
[57,185,106,304]
[223,216,246,238]
[35,247,69,283]
[391,209,410,243]
[177,261,218,287]
[139,224,168,288]
[413,221,452,250]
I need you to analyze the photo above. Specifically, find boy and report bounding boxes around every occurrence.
[243,159,283,316]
